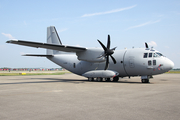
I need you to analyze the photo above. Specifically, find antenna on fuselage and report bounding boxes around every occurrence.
[145,42,150,50]
[145,42,149,49]
[150,47,155,51]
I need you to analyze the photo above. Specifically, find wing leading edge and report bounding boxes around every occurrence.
[6,40,86,53]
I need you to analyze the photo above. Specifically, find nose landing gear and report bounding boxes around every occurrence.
[141,79,149,83]
[141,76,150,83]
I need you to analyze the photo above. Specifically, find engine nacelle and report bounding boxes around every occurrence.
[76,48,105,62]
[82,70,119,78]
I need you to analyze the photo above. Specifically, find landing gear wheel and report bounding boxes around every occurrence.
[113,76,119,82]
[88,78,94,81]
[105,78,111,82]
[141,79,149,83]
[96,77,103,82]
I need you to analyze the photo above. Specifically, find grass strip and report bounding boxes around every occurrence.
[166,70,180,74]
[0,72,69,76]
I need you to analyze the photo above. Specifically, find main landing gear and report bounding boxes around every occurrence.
[88,76,151,83]
[88,76,119,82]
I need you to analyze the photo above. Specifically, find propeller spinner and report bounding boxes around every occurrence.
[97,35,117,70]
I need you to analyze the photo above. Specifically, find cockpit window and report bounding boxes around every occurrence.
[153,52,164,57]
[153,53,158,57]
[156,52,164,56]
[143,53,152,58]
[149,53,152,57]
[143,53,148,58]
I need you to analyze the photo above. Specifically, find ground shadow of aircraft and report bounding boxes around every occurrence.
[0,77,147,85]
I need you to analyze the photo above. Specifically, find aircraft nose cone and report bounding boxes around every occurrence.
[166,58,174,71]
[169,60,174,70]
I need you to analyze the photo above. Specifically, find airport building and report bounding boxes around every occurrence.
[0,68,64,71]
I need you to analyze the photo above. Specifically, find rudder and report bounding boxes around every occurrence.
[47,26,62,55]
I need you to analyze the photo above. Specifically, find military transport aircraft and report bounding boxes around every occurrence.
[6,26,174,83]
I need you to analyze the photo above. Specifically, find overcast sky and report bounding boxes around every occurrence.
[0,0,180,68]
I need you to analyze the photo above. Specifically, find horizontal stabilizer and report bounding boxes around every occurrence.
[7,40,86,53]
[22,54,53,57]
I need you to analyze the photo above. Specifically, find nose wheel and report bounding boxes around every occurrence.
[141,76,150,83]
[141,79,149,83]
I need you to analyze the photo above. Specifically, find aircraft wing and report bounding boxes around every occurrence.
[6,40,86,52]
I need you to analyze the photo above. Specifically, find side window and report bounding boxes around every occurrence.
[153,60,156,65]
[149,53,152,57]
[148,60,152,66]
[143,53,148,58]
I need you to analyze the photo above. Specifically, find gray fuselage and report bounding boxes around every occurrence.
[48,48,174,77]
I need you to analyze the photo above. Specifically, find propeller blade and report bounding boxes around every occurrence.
[107,35,110,49]
[111,47,117,51]
[110,55,116,64]
[145,42,149,48]
[104,56,109,70]
[97,35,117,70]
[98,40,107,51]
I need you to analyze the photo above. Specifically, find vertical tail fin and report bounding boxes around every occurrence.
[47,26,62,55]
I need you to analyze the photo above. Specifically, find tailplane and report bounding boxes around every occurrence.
[47,26,62,55]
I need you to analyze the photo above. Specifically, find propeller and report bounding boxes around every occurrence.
[97,35,117,70]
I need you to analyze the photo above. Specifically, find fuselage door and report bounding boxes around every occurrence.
[129,59,135,68]
[123,49,137,76]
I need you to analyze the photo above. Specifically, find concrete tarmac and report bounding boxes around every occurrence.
[0,73,180,120]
